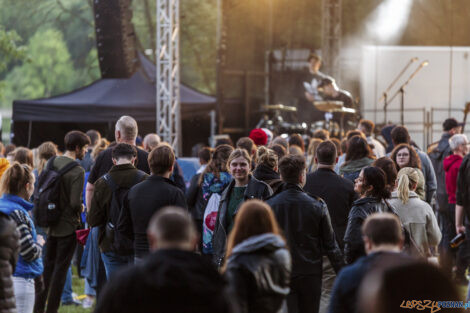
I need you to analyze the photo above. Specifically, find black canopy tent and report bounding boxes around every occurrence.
[12,55,216,153]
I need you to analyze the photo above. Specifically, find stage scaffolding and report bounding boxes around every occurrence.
[156,0,181,155]
[321,0,342,82]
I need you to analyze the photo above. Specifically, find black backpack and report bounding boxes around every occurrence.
[103,170,145,255]
[33,157,79,228]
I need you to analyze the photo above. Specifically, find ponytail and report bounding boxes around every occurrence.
[0,162,33,196]
[397,174,410,204]
[396,167,419,204]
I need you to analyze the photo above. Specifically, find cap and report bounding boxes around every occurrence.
[249,128,268,146]
[443,118,463,131]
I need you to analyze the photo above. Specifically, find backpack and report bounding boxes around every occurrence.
[202,193,221,254]
[33,157,79,228]
[103,170,145,255]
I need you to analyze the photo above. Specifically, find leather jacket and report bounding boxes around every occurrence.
[225,234,291,313]
[343,197,392,264]
[0,212,19,313]
[212,175,272,267]
[266,183,345,276]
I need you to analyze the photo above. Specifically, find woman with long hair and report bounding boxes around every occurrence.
[339,135,375,183]
[288,134,305,153]
[388,167,441,257]
[0,163,44,313]
[223,200,291,313]
[343,166,392,264]
[390,143,425,201]
[372,157,397,192]
[36,142,58,175]
[212,149,272,267]
[198,144,234,257]
[306,138,323,173]
[13,147,34,169]
[252,146,282,193]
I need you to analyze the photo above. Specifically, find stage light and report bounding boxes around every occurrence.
[366,0,413,43]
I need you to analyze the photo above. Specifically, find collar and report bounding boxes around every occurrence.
[109,163,136,172]
[315,167,335,173]
[148,174,177,186]
[353,196,378,206]
[1,194,34,211]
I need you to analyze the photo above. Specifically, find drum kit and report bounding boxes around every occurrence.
[257,101,357,138]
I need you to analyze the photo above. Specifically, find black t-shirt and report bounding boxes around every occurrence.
[88,146,150,184]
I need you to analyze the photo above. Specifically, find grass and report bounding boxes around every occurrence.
[57,268,93,313]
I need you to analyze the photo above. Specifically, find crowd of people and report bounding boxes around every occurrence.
[0,114,469,313]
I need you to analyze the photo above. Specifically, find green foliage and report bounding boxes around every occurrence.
[0,27,26,73]
[0,0,99,108]
[2,29,76,105]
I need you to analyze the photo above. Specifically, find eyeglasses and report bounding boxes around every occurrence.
[397,153,410,158]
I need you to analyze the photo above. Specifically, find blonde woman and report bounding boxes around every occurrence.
[252,146,282,193]
[388,167,441,257]
[307,138,323,172]
[212,149,272,267]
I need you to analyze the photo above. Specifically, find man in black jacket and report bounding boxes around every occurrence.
[267,154,345,313]
[121,144,187,261]
[95,207,233,313]
[304,141,357,313]
[429,118,463,277]
[88,143,148,278]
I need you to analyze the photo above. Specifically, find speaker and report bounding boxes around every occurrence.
[93,0,137,78]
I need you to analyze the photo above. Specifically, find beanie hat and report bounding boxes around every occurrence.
[261,128,273,145]
[249,128,268,146]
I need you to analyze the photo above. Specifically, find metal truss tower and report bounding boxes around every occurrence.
[156,0,181,155]
[321,0,342,81]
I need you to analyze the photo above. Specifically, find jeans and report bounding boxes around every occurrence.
[288,274,322,313]
[438,206,456,277]
[319,256,336,313]
[100,252,133,279]
[34,233,77,313]
[60,267,73,303]
[13,276,35,313]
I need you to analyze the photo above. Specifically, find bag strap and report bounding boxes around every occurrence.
[103,174,118,193]
[45,156,57,171]
[57,160,79,176]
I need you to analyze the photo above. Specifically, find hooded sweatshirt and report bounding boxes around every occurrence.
[444,154,463,204]
[0,194,43,278]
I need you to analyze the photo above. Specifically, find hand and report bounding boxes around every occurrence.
[305,91,314,102]
[37,235,45,246]
[456,225,466,235]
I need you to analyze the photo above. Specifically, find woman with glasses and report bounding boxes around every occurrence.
[390,143,426,201]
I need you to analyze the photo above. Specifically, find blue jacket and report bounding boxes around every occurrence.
[329,251,408,313]
[0,194,43,278]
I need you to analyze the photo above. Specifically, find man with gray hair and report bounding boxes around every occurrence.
[444,133,469,284]
[94,207,233,313]
[143,133,161,152]
[86,115,150,210]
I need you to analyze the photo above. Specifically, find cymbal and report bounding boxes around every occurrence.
[261,104,297,112]
[313,101,344,112]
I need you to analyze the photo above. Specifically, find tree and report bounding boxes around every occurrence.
[2,29,77,107]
